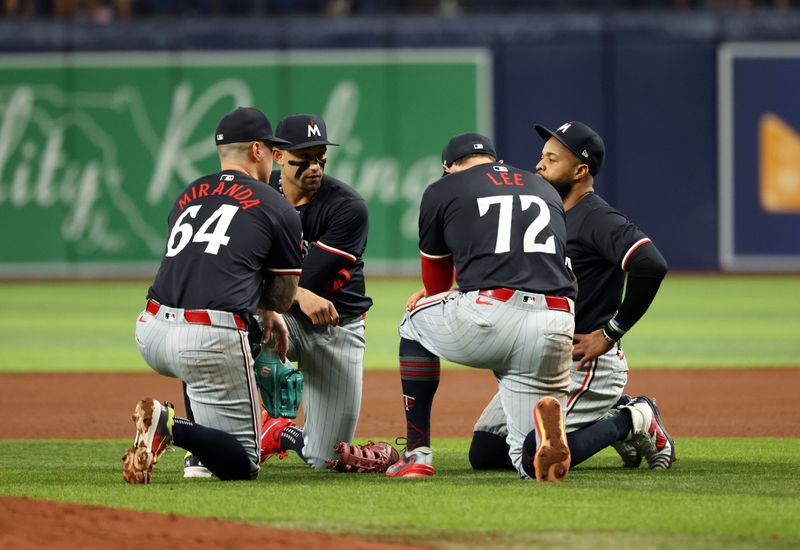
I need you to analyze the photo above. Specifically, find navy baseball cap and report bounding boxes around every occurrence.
[535,121,605,177]
[441,132,497,168]
[215,107,289,146]
[274,114,339,150]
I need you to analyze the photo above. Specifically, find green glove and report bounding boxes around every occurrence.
[253,350,303,419]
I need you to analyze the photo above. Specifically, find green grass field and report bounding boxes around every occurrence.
[1,438,799,547]
[0,275,798,372]
[1,275,798,547]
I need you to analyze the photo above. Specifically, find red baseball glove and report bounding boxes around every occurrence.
[325,441,400,473]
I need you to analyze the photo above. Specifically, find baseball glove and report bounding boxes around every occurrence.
[253,350,303,419]
[325,441,400,473]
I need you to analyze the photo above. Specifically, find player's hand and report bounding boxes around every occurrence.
[406,288,427,310]
[296,287,340,326]
[572,329,615,371]
[261,310,289,361]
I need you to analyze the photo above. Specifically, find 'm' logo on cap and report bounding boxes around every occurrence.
[216,133,224,141]
[473,143,484,150]
[308,120,321,138]
[581,149,589,158]
[557,123,572,133]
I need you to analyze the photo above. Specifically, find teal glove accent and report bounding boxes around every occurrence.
[253,351,303,419]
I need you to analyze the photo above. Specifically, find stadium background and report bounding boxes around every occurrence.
[1,5,799,549]
[2,7,800,276]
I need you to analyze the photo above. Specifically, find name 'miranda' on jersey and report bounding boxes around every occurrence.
[178,176,261,211]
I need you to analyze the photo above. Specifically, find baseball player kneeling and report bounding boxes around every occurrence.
[387,133,577,482]
[257,114,380,470]
[469,121,674,475]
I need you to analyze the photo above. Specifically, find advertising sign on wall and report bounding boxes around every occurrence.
[0,50,491,276]
[719,43,800,271]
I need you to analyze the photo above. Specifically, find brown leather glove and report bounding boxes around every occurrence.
[325,441,400,473]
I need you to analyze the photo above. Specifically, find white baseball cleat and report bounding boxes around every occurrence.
[624,396,675,470]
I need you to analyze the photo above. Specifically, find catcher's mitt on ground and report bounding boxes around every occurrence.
[325,441,400,473]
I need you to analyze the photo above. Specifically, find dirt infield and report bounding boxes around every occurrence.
[0,496,433,550]
[1,368,798,439]
[1,368,798,549]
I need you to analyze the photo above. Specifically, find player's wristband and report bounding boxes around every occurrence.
[602,319,627,342]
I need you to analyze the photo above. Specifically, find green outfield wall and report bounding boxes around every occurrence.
[0,50,491,276]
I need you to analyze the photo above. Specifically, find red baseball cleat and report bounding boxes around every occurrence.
[385,446,435,478]
[260,410,297,463]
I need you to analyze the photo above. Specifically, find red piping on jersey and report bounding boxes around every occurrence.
[238,328,260,446]
[268,267,302,275]
[421,254,455,295]
[620,238,652,271]
[566,359,596,411]
[316,241,357,263]
[407,294,449,316]
[420,250,452,260]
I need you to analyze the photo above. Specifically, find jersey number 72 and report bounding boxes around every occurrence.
[477,195,556,255]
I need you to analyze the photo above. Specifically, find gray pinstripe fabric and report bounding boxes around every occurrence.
[474,346,629,439]
[135,305,261,474]
[399,289,574,476]
[283,310,365,469]
[564,347,628,431]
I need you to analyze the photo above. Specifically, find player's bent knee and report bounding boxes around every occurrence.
[469,431,515,471]
[399,337,437,358]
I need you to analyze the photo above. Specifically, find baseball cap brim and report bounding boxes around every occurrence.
[264,136,292,146]
[278,139,339,151]
[535,124,573,155]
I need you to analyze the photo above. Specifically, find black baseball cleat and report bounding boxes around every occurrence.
[183,452,212,478]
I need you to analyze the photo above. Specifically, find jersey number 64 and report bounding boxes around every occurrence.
[165,204,240,257]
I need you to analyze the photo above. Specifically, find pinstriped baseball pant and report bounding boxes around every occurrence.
[474,346,629,438]
[398,290,574,476]
[134,305,261,475]
[283,310,366,469]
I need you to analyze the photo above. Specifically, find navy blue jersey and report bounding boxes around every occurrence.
[566,192,652,333]
[148,169,303,316]
[270,170,372,318]
[418,163,576,299]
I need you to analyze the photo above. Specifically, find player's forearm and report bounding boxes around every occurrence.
[607,275,664,337]
[260,274,299,313]
[605,243,668,340]
[293,286,319,306]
